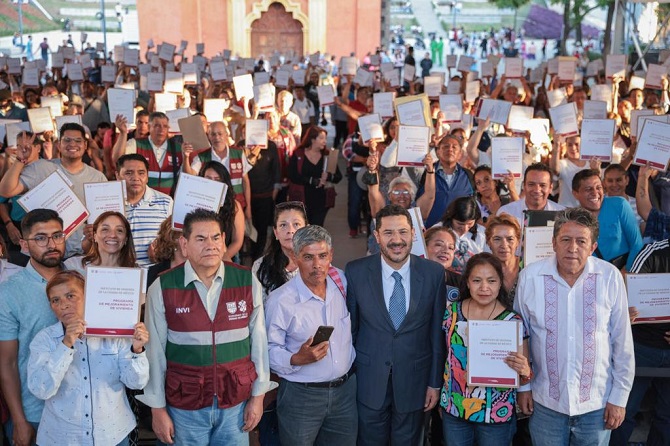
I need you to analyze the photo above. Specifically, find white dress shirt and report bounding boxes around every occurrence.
[381,257,411,313]
[514,255,635,416]
[27,322,149,446]
[265,269,355,382]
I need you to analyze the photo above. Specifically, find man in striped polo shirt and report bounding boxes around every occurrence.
[138,209,274,445]
[116,154,173,266]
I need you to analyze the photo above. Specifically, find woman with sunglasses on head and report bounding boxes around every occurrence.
[65,211,137,274]
[288,126,342,226]
[440,253,531,446]
[440,196,488,274]
[198,161,245,262]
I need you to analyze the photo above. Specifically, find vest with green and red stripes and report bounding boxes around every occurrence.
[135,137,183,196]
[161,262,257,410]
[197,147,247,208]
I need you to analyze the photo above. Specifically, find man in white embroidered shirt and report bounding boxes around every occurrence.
[265,225,357,445]
[514,207,634,446]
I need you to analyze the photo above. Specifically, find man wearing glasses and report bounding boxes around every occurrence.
[0,125,107,258]
[0,209,65,446]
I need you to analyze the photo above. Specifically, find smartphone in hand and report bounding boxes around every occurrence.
[310,325,334,347]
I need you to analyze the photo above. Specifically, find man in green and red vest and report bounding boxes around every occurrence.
[111,111,182,196]
[138,208,275,445]
[182,121,252,219]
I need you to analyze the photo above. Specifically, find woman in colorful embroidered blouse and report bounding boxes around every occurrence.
[440,253,531,446]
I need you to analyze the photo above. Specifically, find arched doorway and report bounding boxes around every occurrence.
[250,2,304,59]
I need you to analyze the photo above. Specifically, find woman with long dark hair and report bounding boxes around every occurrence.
[473,165,517,224]
[198,160,245,262]
[252,201,308,302]
[288,126,342,226]
[440,196,487,274]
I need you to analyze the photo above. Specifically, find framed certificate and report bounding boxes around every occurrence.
[395,94,431,128]
[84,266,143,336]
[467,320,522,387]
[172,173,228,230]
[626,273,670,323]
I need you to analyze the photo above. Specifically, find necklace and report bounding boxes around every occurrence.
[465,299,498,320]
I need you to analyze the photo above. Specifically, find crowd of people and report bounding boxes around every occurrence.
[0,35,669,446]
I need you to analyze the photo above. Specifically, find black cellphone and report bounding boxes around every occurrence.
[310,325,334,346]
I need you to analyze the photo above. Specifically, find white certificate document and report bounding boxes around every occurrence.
[580,119,615,161]
[6,122,31,147]
[159,42,176,61]
[181,63,198,85]
[27,107,54,134]
[292,69,306,86]
[166,108,191,133]
[583,100,608,120]
[507,105,533,133]
[203,98,227,123]
[446,55,457,68]
[253,83,276,111]
[424,76,442,98]
[172,173,228,230]
[528,118,550,146]
[210,61,228,81]
[465,81,480,103]
[403,64,415,82]
[84,181,126,222]
[481,61,494,78]
[107,88,136,125]
[154,93,177,114]
[317,85,336,106]
[395,96,429,127]
[54,115,82,135]
[253,72,270,86]
[123,48,139,67]
[373,92,395,119]
[606,54,627,78]
[341,57,357,76]
[233,74,254,100]
[548,102,579,137]
[476,98,512,126]
[467,320,521,388]
[558,58,576,82]
[358,113,384,143]
[645,64,667,90]
[635,119,670,170]
[546,88,567,108]
[66,63,84,82]
[409,207,427,258]
[439,94,463,123]
[164,71,184,94]
[274,70,290,87]
[18,171,89,237]
[491,137,523,179]
[22,68,39,87]
[626,273,670,324]
[84,267,143,336]
[101,65,116,83]
[631,109,655,138]
[245,119,268,148]
[0,119,22,145]
[147,72,164,92]
[457,55,475,73]
[523,226,555,266]
[397,125,430,167]
[504,58,524,78]
[353,68,373,87]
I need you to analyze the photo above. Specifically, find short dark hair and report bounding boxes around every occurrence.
[571,169,600,192]
[523,162,553,184]
[149,111,169,122]
[59,123,87,139]
[116,153,149,172]
[96,122,112,131]
[603,163,626,176]
[136,109,150,120]
[375,204,412,231]
[21,209,63,236]
[182,209,222,239]
[459,252,509,306]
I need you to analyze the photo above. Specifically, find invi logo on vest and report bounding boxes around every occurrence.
[176,307,190,314]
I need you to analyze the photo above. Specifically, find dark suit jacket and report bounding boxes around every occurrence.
[345,254,446,413]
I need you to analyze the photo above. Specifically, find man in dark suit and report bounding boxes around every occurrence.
[345,204,446,445]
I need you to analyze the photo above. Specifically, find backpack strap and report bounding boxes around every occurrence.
[327,266,346,299]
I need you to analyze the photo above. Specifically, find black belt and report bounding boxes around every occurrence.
[298,367,356,389]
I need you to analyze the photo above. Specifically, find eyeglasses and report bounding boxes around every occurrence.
[61,137,84,144]
[25,232,66,246]
[389,190,411,196]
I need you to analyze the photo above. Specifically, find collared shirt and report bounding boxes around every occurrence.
[0,261,59,423]
[125,187,173,266]
[514,255,635,416]
[27,322,149,446]
[380,257,411,313]
[126,137,168,166]
[190,147,252,177]
[265,269,355,382]
[138,260,275,409]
